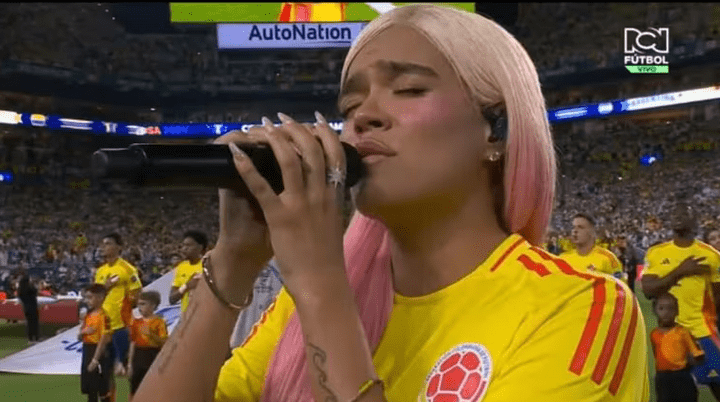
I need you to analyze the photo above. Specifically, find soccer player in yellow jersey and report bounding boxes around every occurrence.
[94,233,141,378]
[170,231,208,319]
[133,5,648,402]
[562,213,625,282]
[643,203,720,399]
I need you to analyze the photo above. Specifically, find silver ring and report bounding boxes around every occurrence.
[327,166,346,189]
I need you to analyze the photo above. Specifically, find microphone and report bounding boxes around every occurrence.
[91,143,367,198]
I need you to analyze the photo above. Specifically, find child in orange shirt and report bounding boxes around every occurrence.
[127,290,167,401]
[651,292,705,402]
[79,284,113,402]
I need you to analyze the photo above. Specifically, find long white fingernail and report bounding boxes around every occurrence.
[314,111,327,125]
[229,143,246,159]
[262,116,273,127]
[277,112,292,124]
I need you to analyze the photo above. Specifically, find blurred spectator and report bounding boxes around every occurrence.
[612,235,644,293]
[17,265,40,343]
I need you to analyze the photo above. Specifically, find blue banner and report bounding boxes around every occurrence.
[3,85,720,137]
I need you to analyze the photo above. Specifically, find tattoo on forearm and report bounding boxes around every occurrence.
[308,342,339,402]
[155,295,199,374]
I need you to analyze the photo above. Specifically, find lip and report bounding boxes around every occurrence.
[354,140,397,160]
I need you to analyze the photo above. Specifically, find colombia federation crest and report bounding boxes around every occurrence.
[419,343,493,402]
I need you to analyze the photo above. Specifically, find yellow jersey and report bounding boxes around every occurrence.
[172,260,203,313]
[644,240,720,338]
[215,234,649,401]
[95,257,142,331]
[558,237,574,253]
[561,246,623,279]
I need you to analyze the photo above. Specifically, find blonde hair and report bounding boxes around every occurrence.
[262,5,556,400]
[341,4,556,244]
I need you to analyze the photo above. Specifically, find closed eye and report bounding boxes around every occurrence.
[394,88,427,95]
[340,88,429,118]
[340,105,358,119]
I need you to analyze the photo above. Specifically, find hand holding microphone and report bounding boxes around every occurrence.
[222,112,351,301]
[209,112,353,304]
[93,112,360,305]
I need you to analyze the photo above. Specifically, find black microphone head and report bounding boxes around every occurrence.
[91,148,143,180]
[341,142,367,188]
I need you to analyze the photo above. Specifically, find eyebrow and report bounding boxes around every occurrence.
[339,60,439,102]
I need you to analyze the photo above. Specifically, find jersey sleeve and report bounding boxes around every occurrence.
[214,287,295,402]
[682,329,705,358]
[126,264,142,292]
[172,264,185,288]
[100,310,112,337]
[129,319,138,343]
[94,266,106,285]
[484,280,650,401]
[708,248,720,283]
[156,318,168,342]
[643,248,662,277]
[607,253,622,275]
[649,329,659,358]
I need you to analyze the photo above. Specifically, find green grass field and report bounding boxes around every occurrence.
[0,291,715,401]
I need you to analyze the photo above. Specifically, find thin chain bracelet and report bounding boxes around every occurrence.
[201,251,253,311]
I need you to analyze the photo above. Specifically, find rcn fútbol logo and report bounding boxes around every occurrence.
[624,28,669,54]
[419,343,492,402]
[623,28,670,74]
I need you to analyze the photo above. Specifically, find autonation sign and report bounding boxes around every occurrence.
[217,22,368,49]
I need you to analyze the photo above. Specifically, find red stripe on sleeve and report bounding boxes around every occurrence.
[517,255,551,277]
[569,279,607,374]
[530,247,597,280]
[489,238,526,272]
[529,247,609,375]
[240,298,278,348]
[591,283,627,384]
[609,298,639,395]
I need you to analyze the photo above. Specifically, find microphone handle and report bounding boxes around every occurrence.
[92,143,365,199]
[133,143,281,196]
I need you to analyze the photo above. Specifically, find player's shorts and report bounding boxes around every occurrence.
[656,368,698,402]
[110,327,130,365]
[81,343,113,395]
[130,347,161,394]
[691,335,720,384]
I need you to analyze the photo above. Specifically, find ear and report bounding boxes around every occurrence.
[481,105,507,162]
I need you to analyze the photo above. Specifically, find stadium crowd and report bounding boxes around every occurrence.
[1,115,720,297]
[0,3,720,401]
[0,3,718,121]
[0,184,219,297]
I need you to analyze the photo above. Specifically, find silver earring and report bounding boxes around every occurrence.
[488,151,502,162]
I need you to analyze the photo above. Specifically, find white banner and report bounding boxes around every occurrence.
[217,22,368,49]
[0,270,181,375]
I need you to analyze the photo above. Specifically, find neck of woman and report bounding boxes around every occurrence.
[383,193,509,297]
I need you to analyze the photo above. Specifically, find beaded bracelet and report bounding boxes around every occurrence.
[350,378,384,402]
[201,252,253,311]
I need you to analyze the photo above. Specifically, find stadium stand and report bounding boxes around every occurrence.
[0,2,718,303]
